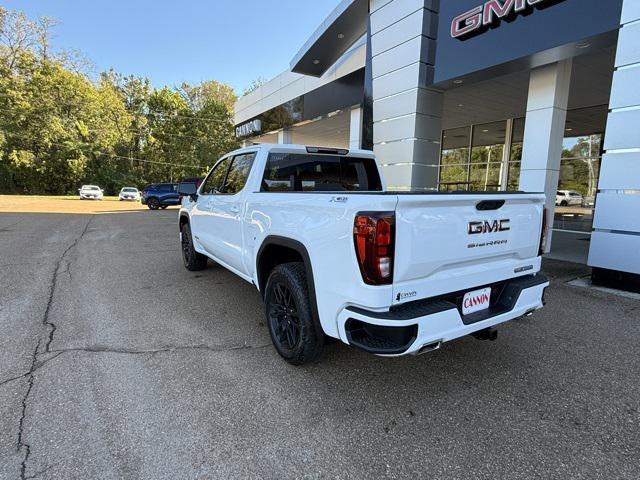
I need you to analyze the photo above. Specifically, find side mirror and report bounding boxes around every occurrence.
[178,182,198,201]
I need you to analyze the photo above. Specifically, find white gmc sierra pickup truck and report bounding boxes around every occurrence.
[178,144,549,365]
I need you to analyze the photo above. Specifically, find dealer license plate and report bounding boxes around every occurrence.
[462,287,492,315]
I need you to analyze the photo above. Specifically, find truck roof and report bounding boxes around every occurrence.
[231,144,375,158]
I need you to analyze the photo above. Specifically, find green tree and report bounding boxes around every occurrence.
[0,6,238,195]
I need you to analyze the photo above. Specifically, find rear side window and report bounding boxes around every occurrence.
[223,153,256,194]
[261,153,382,192]
[201,158,230,195]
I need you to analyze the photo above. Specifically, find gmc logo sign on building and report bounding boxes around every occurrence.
[451,0,559,39]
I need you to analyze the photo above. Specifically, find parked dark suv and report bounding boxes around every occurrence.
[141,183,180,210]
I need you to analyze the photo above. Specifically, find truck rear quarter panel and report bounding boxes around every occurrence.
[246,193,398,339]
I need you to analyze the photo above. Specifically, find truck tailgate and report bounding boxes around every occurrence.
[392,193,545,305]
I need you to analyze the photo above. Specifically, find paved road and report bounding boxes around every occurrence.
[1,210,639,479]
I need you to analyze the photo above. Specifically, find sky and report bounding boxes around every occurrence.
[3,0,341,93]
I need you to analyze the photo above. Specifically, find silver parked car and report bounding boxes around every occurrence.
[79,185,104,200]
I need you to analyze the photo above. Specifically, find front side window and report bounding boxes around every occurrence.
[261,153,382,192]
[201,158,230,195]
[223,153,256,194]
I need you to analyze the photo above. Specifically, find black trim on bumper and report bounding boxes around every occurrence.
[345,319,417,355]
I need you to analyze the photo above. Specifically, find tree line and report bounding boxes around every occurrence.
[0,7,239,195]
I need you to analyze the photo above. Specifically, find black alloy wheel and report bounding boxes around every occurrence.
[268,282,302,351]
[148,198,160,210]
[181,223,208,271]
[264,263,324,365]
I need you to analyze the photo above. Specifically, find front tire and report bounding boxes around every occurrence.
[265,263,324,365]
[181,223,208,271]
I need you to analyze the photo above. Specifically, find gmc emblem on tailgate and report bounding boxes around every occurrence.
[468,219,510,235]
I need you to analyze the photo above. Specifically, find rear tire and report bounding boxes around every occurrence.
[560,200,568,207]
[148,197,160,210]
[265,263,324,365]
[181,223,208,271]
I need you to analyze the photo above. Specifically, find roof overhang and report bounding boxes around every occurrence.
[290,0,368,77]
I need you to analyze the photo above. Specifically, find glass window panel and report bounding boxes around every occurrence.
[261,153,382,192]
[201,158,230,195]
[470,121,506,192]
[223,153,256,194]
[555,132,603,233]
[439,126,471,191]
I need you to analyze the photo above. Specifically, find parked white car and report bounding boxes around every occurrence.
[555,190,583,207]
[178,145,549,365]
[119,187,140,201]
[78,185,103,200]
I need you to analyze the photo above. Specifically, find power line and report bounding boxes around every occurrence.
[0,105,232,142]
[0,95,236,123]
[1,130,209,170]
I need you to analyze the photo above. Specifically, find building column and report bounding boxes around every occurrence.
[588,0,640,283]
[349,106,363,150]
[519,59,573,253]
[369,0,443,191]
[277,128,293,144]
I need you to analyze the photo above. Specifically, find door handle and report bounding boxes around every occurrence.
[229,205,240,214]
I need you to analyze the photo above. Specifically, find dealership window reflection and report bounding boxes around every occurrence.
[554,133,602,233]
[439,121,515,192]
[469,121,506,191]
[439,126,471,191]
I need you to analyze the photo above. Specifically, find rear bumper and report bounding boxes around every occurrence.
[337,274,549,356]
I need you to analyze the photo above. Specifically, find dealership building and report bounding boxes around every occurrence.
[234,0,640,288]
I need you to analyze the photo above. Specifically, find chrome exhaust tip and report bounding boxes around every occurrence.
[417,341,442,355]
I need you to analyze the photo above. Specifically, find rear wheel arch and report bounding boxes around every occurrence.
[179,213,190,232]
[256,237,321,330]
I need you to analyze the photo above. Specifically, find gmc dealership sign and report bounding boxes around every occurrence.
[451,0,560,39]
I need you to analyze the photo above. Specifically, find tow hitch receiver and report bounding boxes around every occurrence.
[472,327,498,341]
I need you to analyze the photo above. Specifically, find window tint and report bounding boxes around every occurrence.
[201,158,230,195]
[261,153,382,192]
[223,153,256,194]
[158,184,173,192]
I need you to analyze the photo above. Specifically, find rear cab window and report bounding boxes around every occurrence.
[223,153,256,194]
[200,151,257,196]
[261,153,382,192]
[201,158,230,195]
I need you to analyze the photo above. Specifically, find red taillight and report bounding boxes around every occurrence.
[539,207,548,256]
[353,212,395,285]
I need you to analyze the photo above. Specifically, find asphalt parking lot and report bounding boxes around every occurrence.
[1,206,639,479]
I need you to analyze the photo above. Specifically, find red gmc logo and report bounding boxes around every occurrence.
[451,0,557,39]
[463,292,490,310]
